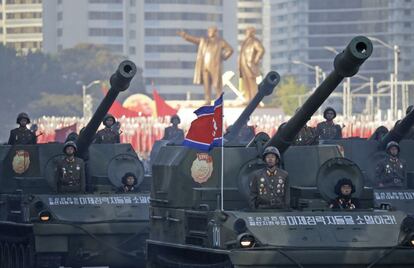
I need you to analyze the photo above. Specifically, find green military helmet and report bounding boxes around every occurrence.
[262,146,281,160]
[63,141,77,153]
[323,107,337,119]
[170,114,181,124]
[103,114,116,127]
[386,141,400,154]
[16,112,30,124]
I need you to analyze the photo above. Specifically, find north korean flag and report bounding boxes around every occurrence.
[183,94,224,151]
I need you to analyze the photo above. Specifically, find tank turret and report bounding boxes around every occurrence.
[76,60,137,158]
[266,36,373,153]
[224,71,280,143]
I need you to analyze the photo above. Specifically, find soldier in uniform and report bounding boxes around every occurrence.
[250,146,289,209]
[329,178,360,210]
[375,141,407,188]
[55,141,86,193]
[294,125,318,145]
[94,114,120,144]
[163,115,184,145]
[8,113,37,145]
[116,172,139,193]
[316,107,342,140]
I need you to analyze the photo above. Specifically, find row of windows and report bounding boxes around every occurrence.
[145,12,222,22]
[145,28,222,37]
[145,0,222,5]
[6,26,42,34]
[308,23,388,34]
[145,44,197,53]
[89,28,123,37]
[308,0,388,10]
[145,77,193,85]
[89,0,122,3]
[89,11,123,20]
[6,12,41,19]
[145,61,195,69]
[5,0,41,4]
[308,10,389,22]
[238,28,262,35]
[7,41,41,49]
[238,7,262,13]
[238,18,262,24]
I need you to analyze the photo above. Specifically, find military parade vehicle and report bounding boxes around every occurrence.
[322,99,414,214]
[147,36,414,268]
[0,60,150,268]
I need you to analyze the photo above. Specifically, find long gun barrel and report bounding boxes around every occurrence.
[76,60,137,158]
[224,71,280,143]
[379,108,414,150]
[264,36,373,153]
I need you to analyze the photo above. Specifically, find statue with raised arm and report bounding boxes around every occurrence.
[239,27,265,102]
[177,26,233,104]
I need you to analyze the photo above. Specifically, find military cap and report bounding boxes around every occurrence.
[16,112,30,124]
[334,178,355,195]
[323,107,337,119]
[63,141,77,153]
[262,146,281,160]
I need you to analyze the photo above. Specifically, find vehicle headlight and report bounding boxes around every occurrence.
[238,233,255,248]
[38,210,52,222]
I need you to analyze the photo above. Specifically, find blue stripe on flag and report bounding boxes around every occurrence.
[194,105,214,117]
[182,139,211,151]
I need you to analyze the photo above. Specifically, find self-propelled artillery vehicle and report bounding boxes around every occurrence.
[328,107,414,214]
[147,36,414,268]
[0,60,150,268]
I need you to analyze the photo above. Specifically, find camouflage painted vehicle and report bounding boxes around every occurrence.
[328,102,414,214]
[147,36,414,268]
[0,61,150,268]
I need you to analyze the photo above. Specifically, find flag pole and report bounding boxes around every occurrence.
[220,95,224,211]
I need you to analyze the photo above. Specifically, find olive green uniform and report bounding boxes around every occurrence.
[8,127,37,145]
[55,157,86,193]
[94,128,120,144]
[250,168,289,209]
[316,121,342,140]
[293,125,318,145]
[375,157,407,188]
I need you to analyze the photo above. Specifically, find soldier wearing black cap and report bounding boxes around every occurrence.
[329,178,360,210]
[116,172,139,193]
[94,114,120,144]
[8,112,37,145]
[316,107,342,140]
[163,115,184,145]
[250,146,289,209]
[375,141,407,188]
[55,141,86,193]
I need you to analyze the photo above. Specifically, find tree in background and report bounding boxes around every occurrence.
[267,76,308,115]
[0,44,145,142]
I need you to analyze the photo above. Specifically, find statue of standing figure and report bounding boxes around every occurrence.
[239,27,265,102]
[177,26,233,104]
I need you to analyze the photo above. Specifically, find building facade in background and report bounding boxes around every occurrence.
[265,0,414,87]
[43,0,237,98]
[0,0,43,53]
[237,0,263,46]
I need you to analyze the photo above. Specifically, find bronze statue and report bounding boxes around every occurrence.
[239,27,265,102]
[177,26,233,104]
